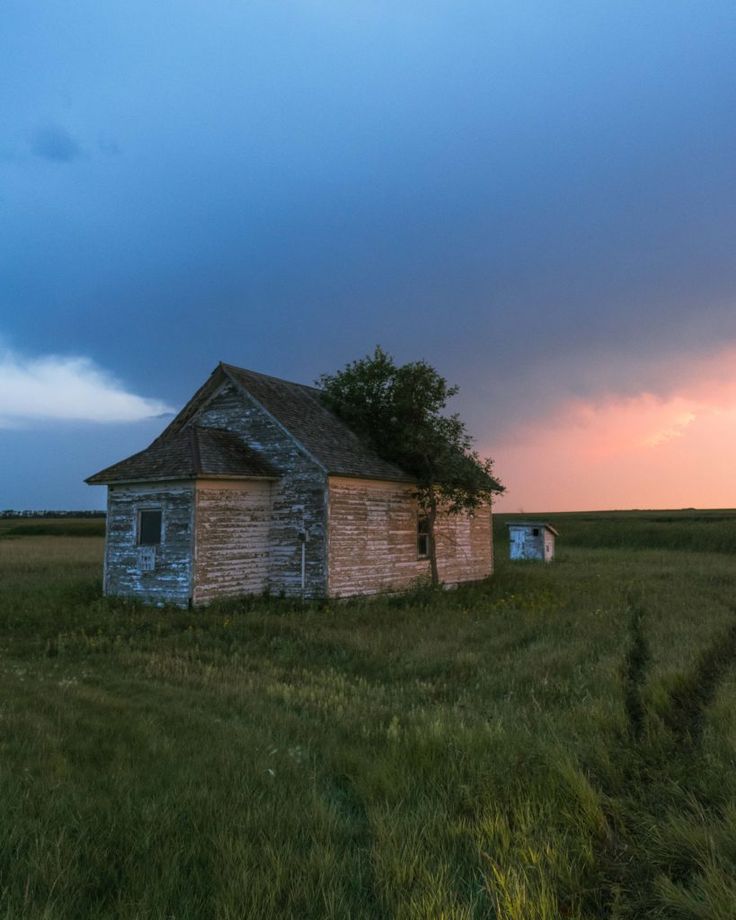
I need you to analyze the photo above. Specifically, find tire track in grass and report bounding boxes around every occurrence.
[593,604,736,917]
[621,601,650,744]
[662,616,736,749]
[593,600,656,918]
[320,772,383,920]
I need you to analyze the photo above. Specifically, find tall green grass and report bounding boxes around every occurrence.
[1,513,736,917]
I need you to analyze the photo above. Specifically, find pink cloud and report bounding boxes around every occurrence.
[487,346,736,511]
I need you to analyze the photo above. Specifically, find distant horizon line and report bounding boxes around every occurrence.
[4,505,735,518]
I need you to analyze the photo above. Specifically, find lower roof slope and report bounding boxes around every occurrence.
[86,426,277,485]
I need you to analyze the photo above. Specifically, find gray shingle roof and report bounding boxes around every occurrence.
[220,364,414,482]
[86,426,278,484]
[88,363,415,486]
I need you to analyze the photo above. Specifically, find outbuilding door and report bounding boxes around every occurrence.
[509,529,526,560]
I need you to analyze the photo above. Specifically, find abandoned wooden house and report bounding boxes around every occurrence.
[86,362,494,605]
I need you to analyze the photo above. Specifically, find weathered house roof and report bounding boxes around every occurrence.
[223,364,413,481]
[87,363,414,485]
[86,426,278,484]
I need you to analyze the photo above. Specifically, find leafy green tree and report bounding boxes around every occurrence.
[318,346,504,585]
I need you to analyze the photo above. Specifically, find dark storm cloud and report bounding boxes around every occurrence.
[1,0,735,507]
[29,124,81,162]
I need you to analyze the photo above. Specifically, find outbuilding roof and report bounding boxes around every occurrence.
[506,521,560,536]
[87,363,414,485]
[86,426,278,485]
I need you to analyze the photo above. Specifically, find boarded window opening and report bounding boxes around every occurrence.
[138,509,162,546]
[417,515,430,559]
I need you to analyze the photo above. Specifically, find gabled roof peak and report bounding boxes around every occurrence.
[218,361,320,394]
[164,362,414,483]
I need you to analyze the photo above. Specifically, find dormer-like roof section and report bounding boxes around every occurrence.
[159,363,414,483]
[86,426,278,485]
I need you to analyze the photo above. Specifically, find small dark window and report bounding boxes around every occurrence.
[532,527,540,537]
[417,516,430,559]
[138,510,162,546]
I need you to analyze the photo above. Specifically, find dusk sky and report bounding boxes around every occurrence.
[2,1,735,511]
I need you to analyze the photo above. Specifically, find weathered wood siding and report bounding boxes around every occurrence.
[327,477,493,597]
[104,482,194,605]
[435,505,493,585]
[192,480,272,604]
[193,382,328,597]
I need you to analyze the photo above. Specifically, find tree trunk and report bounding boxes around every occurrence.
[427,492,439,587]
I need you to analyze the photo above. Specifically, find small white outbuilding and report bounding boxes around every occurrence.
[507,522,559,562]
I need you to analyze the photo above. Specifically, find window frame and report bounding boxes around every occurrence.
[137,507,163,547]
[417,514,430,560]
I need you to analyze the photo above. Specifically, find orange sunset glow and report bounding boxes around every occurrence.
[491,348,736,511]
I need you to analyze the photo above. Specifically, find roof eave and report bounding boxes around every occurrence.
[326,470,416,484]
[86,473,279,486]
[505,522,560,536]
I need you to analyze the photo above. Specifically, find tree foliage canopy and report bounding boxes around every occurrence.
[318,346,504,513]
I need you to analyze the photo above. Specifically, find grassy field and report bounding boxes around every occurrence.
[0,517,105,539]
[1,513,736,918]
